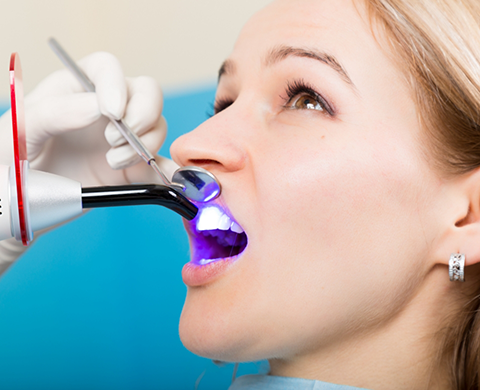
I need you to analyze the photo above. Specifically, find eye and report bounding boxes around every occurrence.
[209,97,234,117]
[206,96,234,118]
[291,94,324,111]
[284,79,334,116]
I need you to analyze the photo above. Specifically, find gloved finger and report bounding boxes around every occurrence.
[27,52,127,120]
[106,123,166,170]
[103,76,164,147]
[105,115,167,148]
[26,69,85,104]
[25,93,101,150]
[124,155,180,184]
[79,52,127,120]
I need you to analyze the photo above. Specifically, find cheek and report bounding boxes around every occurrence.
[258,134,416,247]
[247,131,436,348]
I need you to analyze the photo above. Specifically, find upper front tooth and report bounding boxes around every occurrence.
[196,206,244,233]
[230,222,244,233]
[197,206,223,231]
[218,214,232,230]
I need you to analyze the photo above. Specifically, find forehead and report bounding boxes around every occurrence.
[237,0,373,55]
[230,0,403,96]
[242,0,366,37]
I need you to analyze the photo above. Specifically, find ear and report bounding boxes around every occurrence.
[434,167,480,268]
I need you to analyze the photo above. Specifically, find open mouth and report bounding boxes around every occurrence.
[188,205,248,265]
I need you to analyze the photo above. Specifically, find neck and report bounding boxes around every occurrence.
[269,266,455,390]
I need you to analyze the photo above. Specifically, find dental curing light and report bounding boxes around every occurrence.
[48,37,221,203]
[0,52,197,245]
[0,167,198,243]
[81,184,197,218]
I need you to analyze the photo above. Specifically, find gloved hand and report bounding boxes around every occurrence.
[0,51,179,272]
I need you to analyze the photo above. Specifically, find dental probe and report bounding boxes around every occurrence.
[47,37,221,203]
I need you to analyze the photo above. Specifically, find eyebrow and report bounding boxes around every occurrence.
[218,45,356,90]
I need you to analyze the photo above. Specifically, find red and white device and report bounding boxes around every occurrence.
[0,53,82,245]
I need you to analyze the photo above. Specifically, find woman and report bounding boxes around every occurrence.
[2,0,480,388]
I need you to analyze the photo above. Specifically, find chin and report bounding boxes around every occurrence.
[178,290,266,362]
[179,294,236,361]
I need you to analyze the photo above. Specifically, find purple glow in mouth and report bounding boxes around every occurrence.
[188,204,248,265]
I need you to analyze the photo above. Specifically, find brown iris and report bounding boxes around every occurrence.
[293,95,323,111]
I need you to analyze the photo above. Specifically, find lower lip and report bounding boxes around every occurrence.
[182,256,239,287]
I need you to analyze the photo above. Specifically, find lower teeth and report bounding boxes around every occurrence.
[193,228,248,263]
[198,258,217,265]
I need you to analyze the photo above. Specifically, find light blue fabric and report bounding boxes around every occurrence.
[229,375,369,390]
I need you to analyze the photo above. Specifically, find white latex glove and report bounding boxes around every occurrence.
[0,51,179,271]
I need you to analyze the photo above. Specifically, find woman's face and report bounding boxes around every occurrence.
[170,0,444,363]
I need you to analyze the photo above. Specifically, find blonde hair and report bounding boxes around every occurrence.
[365,0,480,387]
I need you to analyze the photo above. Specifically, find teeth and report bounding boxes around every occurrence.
[199,258,216,265]
[218,214,232,230]
[209,230,221,238]
[230,222,244,233]
[196,206,244,233]
[196,207,223,231]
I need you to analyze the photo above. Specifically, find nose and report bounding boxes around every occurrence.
[170,111,247,174]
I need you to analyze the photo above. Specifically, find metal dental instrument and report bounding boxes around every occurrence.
[47,37,221,203]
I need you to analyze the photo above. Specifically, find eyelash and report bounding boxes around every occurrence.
[213,97,234,116]
[206,97,233,118]
[284,79,334,116]
[208,79,334,117]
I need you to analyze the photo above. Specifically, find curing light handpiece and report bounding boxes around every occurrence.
[0,164,198,244]
[81,184,198,220]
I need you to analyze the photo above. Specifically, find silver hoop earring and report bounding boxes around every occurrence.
[449,253,465,282]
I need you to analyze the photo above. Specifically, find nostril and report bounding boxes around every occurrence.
[188,159,222,169]
[190,159,220,165]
